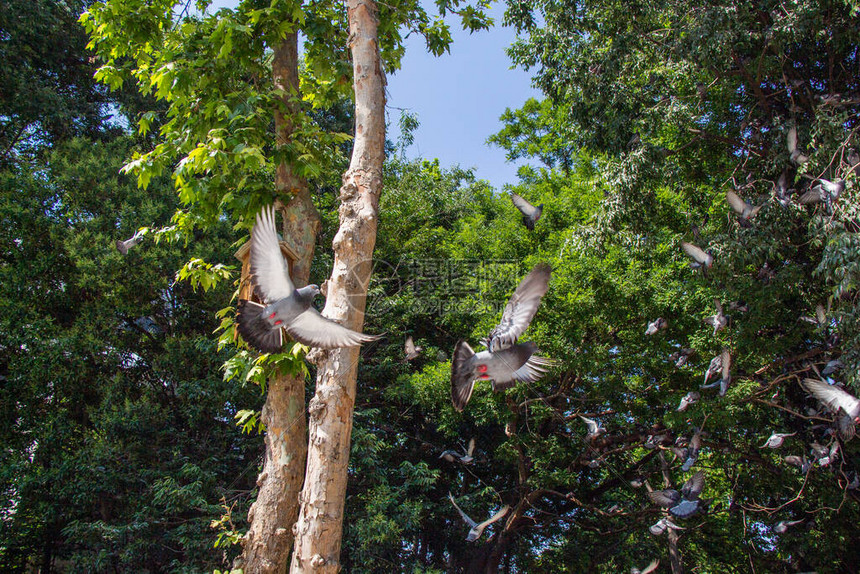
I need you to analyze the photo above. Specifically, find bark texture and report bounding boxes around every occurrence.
[240,30,320,574]
[289,1,385,571]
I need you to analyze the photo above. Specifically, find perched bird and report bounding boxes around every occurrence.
[115,230,145,255]
[631,560,660,574]
[774,519,804,534]
[236,205,380,352]
[800,378,860,424]
[704,300,728,337]
[681,241,713,271]
[439,437,476,465]
[649,517,685,536]
[761,432,796,449]
[669,348,695,368]
[509,192,543,230]
[580,415,606,441]
[404,336,423,361]
[448,493,510,542]
[645,317,668,336]
[450,264,554,411]
[726,189,763,224]
[648,470,707,518]
[798,178,845,208]
[677,391,701,412]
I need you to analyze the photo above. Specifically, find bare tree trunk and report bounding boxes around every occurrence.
[240,30,320,574]
[289,0,385,571]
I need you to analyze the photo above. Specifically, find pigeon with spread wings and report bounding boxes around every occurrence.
[450,263,555,412]
[236,205,380,352]
[448,493,510,542]
[509,192,543,230]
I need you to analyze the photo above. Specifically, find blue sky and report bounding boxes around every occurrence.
[204,1,540,189]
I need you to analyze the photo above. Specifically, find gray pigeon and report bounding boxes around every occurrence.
[448,493,510,542]
[631,560,660,574]
[580,415,606,441]
[681,241,713,271]
[774,519,804,534]
[822,359,843,376]
[800,378,860,424]
[440,437,476,465]
[450,264,554,411]
[669,348,695,368]
[645,317,667,336]
[798,178,845,207]
[404,336,423,361]
[680,429,702,472]
[784,455,811,474]
[815,441,840,467]
[702,354,723,386]
[726,189,763,224]
[509,192,543,230]
[649,517,685,536]
[774,168,795,207]
[716,348,732,396]
[648,470,707,518]
[236,205,380,352]
[761,432,795,449]
[704,299,728,337]
[115,230,144,255]
[677,391,701,412]
[787,125,809,165]
[837,414,856,441]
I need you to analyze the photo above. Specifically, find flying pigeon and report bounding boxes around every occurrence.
[404,336,423,361]
[704,300,728,337]
[115,230,145,255]
[580,415,606,441]
[774,520,804,534]
[798,178,845,207]
[649,517,685,536]
[680,429,702,472]
[631,560,660,574]
[509,192,543,230]
[773,168,795,207]
[681,241,713,271]
[236,205,380,352]
[800,378,860,424]
[440,437,476,465]
[784,455,811,474]
[450,264,554,411]
[815,441,840,467]
[726,189,763,224]
[837,414,856,441]
[761,432,796,449]
[669,348,695,368]
[448,493,510,542]
[648,470,707,518]
[677,391,701,412]
[645,317,667,336]
[716,348,732,396]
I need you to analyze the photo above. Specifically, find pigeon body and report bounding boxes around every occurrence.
[440,438,476,465]
[649,517,685,536]
[677,391,700,412]
[645,317,667,336]
[704,300,728,336]
[726,189,763,223]
[800,378,860,423]
[236,205,380,352]
[774,519,804,534]
[761,432,795,449]
[648,471,706,518]
[681,241,713,270]
[448,493,509,542]
[509,192,543,230]
[798,178,845,207]
[681,429,702,472]
[404,336,423,361]
[669,348,695,368]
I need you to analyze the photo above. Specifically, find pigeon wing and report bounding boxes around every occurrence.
[487,263,552,351]
[448,493,478,529]
[236,299,285,353]
[681,241,711,265]
[509,192,536,217]
[801,378,860,418]
[580,416,599,435]
[641,560,660,574]
[726,190,749,215]
[648,489,682,508]
[285,308,379,349]
[250,205,295,302]
[451,341,478,412]
[681,470,705,500]
[476,505,510,532]
[405,336,416,355]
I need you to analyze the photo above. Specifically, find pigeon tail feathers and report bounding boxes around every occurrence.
[237,299,284,353]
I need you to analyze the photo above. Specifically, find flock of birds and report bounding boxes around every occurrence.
[111,141,857,564]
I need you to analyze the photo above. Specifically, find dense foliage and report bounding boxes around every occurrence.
[2,0,859,572]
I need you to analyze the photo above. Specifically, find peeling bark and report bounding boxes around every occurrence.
[289,1,385,571]
[239,30,320,574]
